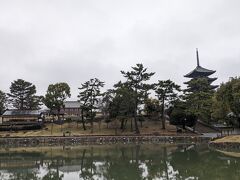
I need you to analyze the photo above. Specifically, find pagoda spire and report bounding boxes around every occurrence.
[184,49,218,89]
[196,48,200,67]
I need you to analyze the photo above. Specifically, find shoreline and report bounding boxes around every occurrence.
[209,135,240,152]
[209,142,240,152]
[0,135,211,147]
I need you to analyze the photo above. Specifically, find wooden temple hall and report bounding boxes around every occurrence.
[0,110,44,131]
[184,49,218,89]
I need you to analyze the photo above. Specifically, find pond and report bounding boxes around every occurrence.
[0,143,239,180]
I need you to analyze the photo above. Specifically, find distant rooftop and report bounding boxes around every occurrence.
[184,66,216,78]
[2,110,42,117]
[64,101,81,108]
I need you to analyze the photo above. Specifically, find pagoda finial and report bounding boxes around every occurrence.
[196,48,200,66]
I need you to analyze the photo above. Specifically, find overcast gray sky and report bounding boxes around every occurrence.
[0,0,239,99]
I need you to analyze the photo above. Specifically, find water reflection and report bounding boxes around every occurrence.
[0,144,239,180]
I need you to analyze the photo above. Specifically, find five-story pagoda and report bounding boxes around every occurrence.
[184,49,218,89]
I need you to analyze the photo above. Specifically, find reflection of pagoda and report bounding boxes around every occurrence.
[184,49,218,89]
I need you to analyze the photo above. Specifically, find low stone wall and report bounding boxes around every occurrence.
[209,142,240,152]
[0,135,211,147]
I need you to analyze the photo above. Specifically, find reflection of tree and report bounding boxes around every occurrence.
[102,145,161,180]
[1,145,240,180]
[170,146,240,180]
[8,170,40,180]
[79,147,98,180]
[42,169,64,180]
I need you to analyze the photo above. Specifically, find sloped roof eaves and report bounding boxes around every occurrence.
[184,77,217,84]
[184,66,216,78]
[2,110,42,117]
[64,101,81,108]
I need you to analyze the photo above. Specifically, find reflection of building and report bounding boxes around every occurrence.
[184,49,218,89]
[59,165,81,173]
[62,101,81,116]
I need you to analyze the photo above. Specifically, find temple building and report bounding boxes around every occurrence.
[184,49,218,89]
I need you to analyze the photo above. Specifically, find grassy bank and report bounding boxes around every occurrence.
[213,135,240,143]
[0,120,194,137]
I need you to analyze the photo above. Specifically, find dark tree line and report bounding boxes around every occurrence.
[1,65,239,133]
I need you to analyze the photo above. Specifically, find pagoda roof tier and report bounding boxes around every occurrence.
[211,85,219,89]
[184,66,216,78]
[184,77,217,84]
[186,84,218,91]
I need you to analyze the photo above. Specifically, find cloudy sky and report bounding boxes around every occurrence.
[0,0,239,99]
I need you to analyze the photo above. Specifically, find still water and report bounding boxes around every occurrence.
[0,144,239,180]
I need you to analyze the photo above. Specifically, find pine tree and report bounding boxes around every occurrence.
[78,78,104,133]
[0,90,7,114]
[8,79,42,110]
[154,80,181,129]
[44,82,71,120]
[184,78,214,124]
[120,64,155,134]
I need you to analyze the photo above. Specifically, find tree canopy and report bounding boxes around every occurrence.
[154,79,181,129]
[78,78,105,132]
[120,63,155,133]
[212,77,240,126]
[0,90,7,114]
[184,78,214,123]
[8,79,42,110]
[44,82,71,119]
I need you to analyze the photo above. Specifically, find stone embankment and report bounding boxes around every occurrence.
[209,135,240,152]
[209,141,240,152]
[0,135,211,147]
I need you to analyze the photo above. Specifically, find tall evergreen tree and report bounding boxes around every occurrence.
[120,64,155,134]
[44,82,71,120]
[184,78,214,124]
[0,90,7,114]
[226,77,240,127]
[101,89,114,121]
[212,77,240,127]
[212,83,230,124]
[78,78,104,133]
[155,80,181,129]
[8,79,42,110]
[109,82,136,131]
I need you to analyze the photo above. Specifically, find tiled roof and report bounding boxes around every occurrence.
[184,66,216,78]
[2,110,42,117]
[64,101,81,108]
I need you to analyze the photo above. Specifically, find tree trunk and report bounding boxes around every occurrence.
[193,117,198,132]
[51,122,53,135]
[134,112,140,134]
[163,147,169,180]
[135,145,140,164]
[120,119,124,130]
[90,109,93,134]
[162,97,165,129]
[57,109,60,121]
[81,109,86,130]
[114,119,118,135]
[134,89,140,134]
[130,118,133,132]
[91,120,93,133]
[123,119,128,130]
[98,119,101,131]
[238,117,240,128]
[80,149,86,173]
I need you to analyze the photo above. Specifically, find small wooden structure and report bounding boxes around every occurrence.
[0,110,44,131]
[213,124,235,136]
